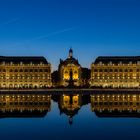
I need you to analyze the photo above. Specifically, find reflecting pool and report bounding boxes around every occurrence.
[0,91,140,140]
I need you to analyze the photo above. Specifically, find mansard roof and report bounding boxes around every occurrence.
[94,56,140,64]
[0,56,49,64]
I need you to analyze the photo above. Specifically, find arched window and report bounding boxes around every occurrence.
[29,84,33,88]
[9,84,13,88]
[3,84,6,88]
[14,84,18,88]
[39,84,43,88]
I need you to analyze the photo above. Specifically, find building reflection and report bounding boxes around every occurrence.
[0,94,51,118]
[53,93,89,125]
[58,94,82,125]
[91,93,140,117]
[1,91,140,120]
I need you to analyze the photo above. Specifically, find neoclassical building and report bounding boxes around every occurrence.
[90,56,140,88]
[0,56,51,88]
[58,49,82,87]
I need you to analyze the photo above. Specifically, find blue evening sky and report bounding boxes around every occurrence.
[0,0,140,70]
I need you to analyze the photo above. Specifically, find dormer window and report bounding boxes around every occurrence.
[2,61,5,65]
[119,61,122,65]
[30,61,33,65]
[129,61,132,65]
[10,62,13,65]
[20,62,23,65]
[99,61,102,65]
[108,61,112,65]
[137,61,140,65]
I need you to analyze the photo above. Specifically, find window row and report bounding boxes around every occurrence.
[0,84,50,88]
[93,77,139,79]
[93,69,135,72]
[0,76,50,80]
[0,69,50,73]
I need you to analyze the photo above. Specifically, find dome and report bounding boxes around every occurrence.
[59,49,81,66]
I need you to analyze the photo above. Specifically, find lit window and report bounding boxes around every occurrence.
[99,61,102,65]
[10,62,13,65]
[129,61,132,65]
[20,62,23,65]
[137,61,140,65]
[109,61,112,65]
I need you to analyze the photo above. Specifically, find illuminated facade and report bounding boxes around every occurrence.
[90,56,140,88]
[0,56,51,88]
[58,49,82,87]
[0,94,51,117]
[91,94,140,117]
[58,94,82,124]
[59,94,81,114]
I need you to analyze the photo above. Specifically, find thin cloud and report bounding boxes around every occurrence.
[0,18,18,26]
[32,27,77,40]
[10,27,77,48]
